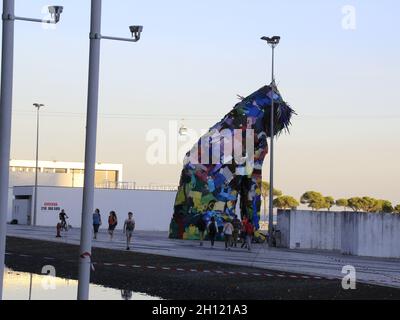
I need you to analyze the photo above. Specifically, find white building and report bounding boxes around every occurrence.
[7,160,124,222]
[13,186,175,231]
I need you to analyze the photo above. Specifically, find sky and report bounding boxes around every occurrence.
[1,0,400,204]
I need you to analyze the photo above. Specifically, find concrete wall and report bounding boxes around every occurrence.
[277,210,400,258]
[13,186,176,231]
[341,212,400,258]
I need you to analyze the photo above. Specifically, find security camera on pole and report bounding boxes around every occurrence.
[260,35,280,247]
[77,0,143,300]
[0,0,63,300]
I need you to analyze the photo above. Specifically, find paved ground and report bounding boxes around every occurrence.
[5,236,400,300]
[6,225,400,289]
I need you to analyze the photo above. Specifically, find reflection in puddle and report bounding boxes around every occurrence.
[3,268,162,300]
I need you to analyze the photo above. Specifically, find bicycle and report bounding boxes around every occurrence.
[60,219,70,232]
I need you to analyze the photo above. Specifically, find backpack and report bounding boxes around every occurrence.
[245,222,254,235]
[232,218,241,230]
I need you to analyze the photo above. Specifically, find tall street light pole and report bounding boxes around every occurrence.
[33,103,44,226]
[261,36,280,247]
[0,0,63,300]
[77,0,143,300]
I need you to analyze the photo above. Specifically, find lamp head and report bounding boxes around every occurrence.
[48,6,63,23]
[261,35,281,46]
[33,103,44,109]
[129,25,143,40]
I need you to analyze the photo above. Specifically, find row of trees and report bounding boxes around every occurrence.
[260,183,400,213]
[299,191,400,213]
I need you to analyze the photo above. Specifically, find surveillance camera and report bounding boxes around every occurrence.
[48,6,64,23]
[261,35,280,45]
[129,25,143,39]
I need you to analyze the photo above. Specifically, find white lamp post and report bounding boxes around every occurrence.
[33,103,44,227]
[77,0,143,300]
[0,0,63,299]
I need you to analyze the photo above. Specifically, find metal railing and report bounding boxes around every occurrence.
[96,181,178,191]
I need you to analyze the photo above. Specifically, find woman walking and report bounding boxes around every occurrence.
[93,208,102,240]
[223,220,234,250]
[245,220,254,252]
[196,215,207,246]
[207,216,218,248]
[108,211,118,240]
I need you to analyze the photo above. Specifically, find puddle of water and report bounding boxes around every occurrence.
[3,268,162,300]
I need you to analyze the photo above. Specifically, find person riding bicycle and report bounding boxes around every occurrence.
[59,209,69,230]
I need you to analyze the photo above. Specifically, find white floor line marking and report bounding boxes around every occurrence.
[118,264,127,267]
[147,266,156,269]
[104,263,112,266]
[203,270,210,273]
[190,269,197,272]
[252,273,261,276]
[240,272,248,275]
[176,268,184,271]
[132,265,141,268]
[277,274,285,278]
[162,267,171,270]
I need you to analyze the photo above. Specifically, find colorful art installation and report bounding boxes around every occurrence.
[169,84,294,240]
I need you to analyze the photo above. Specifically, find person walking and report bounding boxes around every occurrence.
[207,216,218,248]
[108,211,118,240]
[240,217,248,249]
[231,214,242,248]
[196,215,207,246]
[223,220,234,250]
[123,212,135,250]
[245,219,255,252]
[93,208,102,240]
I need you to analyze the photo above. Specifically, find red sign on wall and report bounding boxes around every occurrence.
[41,202,61,211]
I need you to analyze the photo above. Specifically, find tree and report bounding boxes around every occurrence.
[381,200,393,213]
[347,197,363,212]
[361,198,392,213]
[300,191,327,211]
[336,199,348,211]
[273,196,300,210]
[261,181,282,220]
[324,196,335,211]
[394,205,400,214]
[360,197,379,212]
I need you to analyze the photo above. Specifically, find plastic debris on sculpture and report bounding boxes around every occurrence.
[169,84,295,240]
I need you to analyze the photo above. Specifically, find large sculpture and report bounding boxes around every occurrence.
[169,84,294,240]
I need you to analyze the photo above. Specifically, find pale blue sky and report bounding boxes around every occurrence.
[2,0,400,204]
